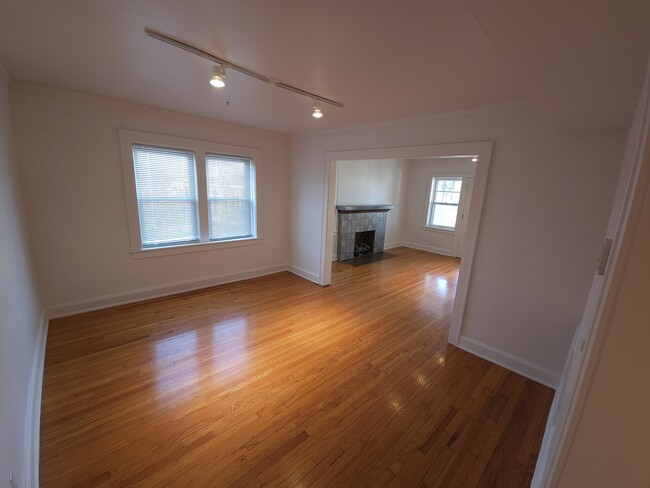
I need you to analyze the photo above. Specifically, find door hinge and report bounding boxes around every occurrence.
[596,238,613,275]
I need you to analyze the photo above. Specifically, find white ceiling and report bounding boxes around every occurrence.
[464,0,650,134]
[0,0,647,134]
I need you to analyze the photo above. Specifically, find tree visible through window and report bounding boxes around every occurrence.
[206,155,254,241]
[426,177,463,230]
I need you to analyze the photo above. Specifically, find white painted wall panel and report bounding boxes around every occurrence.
[335,159,408,248]
[557,139,650,488]
[10,84,291,311]
[0,67,43,488]
[289,103,626,379]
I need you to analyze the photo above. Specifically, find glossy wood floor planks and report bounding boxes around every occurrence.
[40,247,553,487]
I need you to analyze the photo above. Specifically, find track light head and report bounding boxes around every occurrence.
[312,101,323,119]
[210,65,226,88]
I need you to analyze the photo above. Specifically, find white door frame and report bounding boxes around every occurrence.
[452,175,475,258]
[531,59,650,487]
[320,140,494,346]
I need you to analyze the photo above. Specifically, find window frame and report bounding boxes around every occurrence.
[205,154,257,242]
[119,129,262,259]
[132,144,201,248]
[423,175,465,232]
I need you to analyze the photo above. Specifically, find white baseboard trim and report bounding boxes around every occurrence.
[287,264,320,284]
[383,241,404,250]
[458,336,560,389]
[24,309,48,488]
[47,264,289,318]
[400,241,453,256]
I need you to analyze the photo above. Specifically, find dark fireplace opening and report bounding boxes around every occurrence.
[354,230,375,257]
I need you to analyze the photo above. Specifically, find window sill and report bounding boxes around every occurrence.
[421,225,456,234]
[130,237,263,259]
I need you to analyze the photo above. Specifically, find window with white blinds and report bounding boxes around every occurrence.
[121,131,259,255]
[206,155,254,240]
[132,145,199,247]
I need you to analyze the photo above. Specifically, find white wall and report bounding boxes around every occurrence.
[0,67,43,488]
[335,158,408,249]
[402,157,476,255]
[10,83,291,315]
[289,103,626,384]
[556,135,650,488]
[548,64,650,485]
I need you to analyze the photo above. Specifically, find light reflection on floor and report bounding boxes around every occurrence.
[435,276,448,294]
[154,330,199,402]
[423,273,449,295]
[389,396,403,413]
[151,317,251,405]
[212,317,249,373]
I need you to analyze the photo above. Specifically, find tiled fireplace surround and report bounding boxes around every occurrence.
[336,205,393,261]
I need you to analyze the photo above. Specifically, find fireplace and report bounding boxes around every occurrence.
[354,231,375,257]
[336,205,392,261]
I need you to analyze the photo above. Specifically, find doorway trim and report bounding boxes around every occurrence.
[321,140,494,345]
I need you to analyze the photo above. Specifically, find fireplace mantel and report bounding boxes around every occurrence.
[336,205,393,213]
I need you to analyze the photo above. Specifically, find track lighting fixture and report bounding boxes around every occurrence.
[312,101,323,119]
[145,29,343,118]
[210,65,226,88]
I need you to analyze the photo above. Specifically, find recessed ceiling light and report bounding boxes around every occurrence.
[210,65,226,88]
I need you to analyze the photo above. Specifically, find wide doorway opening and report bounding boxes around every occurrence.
[320,141,493,345]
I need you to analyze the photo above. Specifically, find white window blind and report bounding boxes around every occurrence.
[427,177,463,229]
[132,145,199,247]
[206,155,254,241]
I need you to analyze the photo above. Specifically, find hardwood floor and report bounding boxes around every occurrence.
[40,247,553,487]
